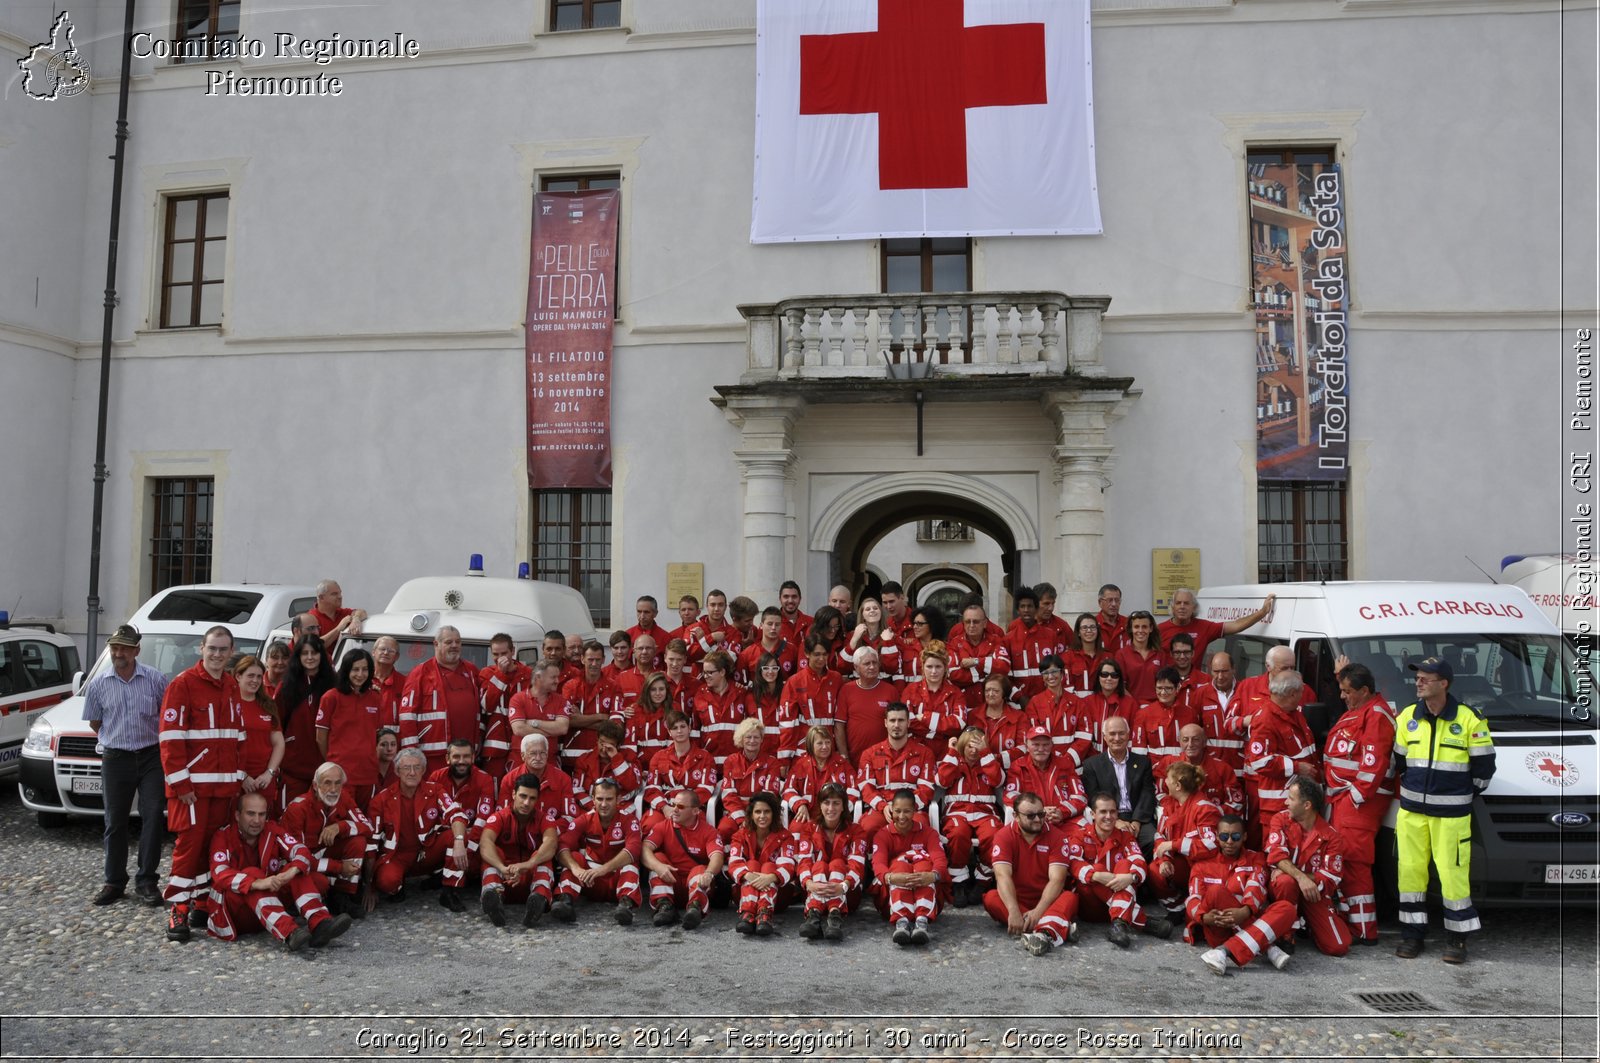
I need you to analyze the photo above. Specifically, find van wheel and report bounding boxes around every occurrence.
[36,810,69,829]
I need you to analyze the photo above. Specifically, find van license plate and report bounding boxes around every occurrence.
[1544,865,1600,884]
[72,777,103,795]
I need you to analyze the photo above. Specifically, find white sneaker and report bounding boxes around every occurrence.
[1022,931,1053,956]
[1065,921,1080,944]
[1201,947,1229,976]
[1267,944,1292,970]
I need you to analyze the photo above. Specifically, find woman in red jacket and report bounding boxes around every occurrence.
[275,635,334,805]
[843,597,901,681]
[749,652,802,767]
[1113,611,1169,703]
[1062,613,1110,696]
[718,718,784,841]
[870,789,949,945]
[783,725,857,826]
[1075,660,1137,759]
[795,782,868,940]
[900,642,965,754]
[727,791,796,936]
[936,725,1006,906]
[1149,759,1222,914]
[234,655,284,811]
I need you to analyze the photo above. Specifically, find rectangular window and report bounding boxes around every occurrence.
[160,192,228,328]
[150,477,214,594]
[880,238,972,360]
[1257,480,1348,582]
[550,0,622,32]
[531,489,612,627]
[174,0,242,62]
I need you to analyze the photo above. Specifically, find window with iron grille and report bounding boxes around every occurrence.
[159,192,228,328]
[150,478,214,594]
[531,490,612,626]
[917,519,974,543]
[550,0,622,32]
[1258,480,1348,582]
[174,0,242,62]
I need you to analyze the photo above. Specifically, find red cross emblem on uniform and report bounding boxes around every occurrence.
[799,0,1047,190]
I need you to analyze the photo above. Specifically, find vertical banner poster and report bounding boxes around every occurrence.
[1249,161,1350,481]
[526,189,620,489]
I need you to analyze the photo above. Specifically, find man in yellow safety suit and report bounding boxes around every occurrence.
[1392,656,1496,964]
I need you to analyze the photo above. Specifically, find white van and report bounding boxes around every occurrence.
[0,617,82,779]
[1199,581,1598,907]
[19,583,317,827]
[1503,553,1598,678]
[332,574,598,676]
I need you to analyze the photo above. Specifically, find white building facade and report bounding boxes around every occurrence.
[2,0,1593,640]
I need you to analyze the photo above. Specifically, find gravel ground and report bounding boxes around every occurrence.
[1,787,1595,1062]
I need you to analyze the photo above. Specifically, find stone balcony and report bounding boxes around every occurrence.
[737,292,1111,383]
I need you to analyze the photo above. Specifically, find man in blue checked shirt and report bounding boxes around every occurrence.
[84,624,169,907]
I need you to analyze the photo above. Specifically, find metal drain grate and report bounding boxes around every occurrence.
[1354,990,1442,1014]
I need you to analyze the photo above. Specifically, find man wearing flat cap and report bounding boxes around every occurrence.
[1392,655,1496,964]
[83,624,169,906]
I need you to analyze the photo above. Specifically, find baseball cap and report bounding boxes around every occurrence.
[1409,656,1454,681]
[106,624,141,648]
[1025,725,1051,741]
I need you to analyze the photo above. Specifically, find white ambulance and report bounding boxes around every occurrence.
[330,568,599,677]
[1502,553,1598,678]
[1199,581,1598,906]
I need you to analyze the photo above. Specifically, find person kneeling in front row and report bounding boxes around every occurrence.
[207,791,352,951]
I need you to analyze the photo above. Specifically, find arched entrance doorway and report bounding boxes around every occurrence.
[811,472,1038,618]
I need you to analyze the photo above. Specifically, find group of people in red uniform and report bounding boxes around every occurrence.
[151,578,1397,973]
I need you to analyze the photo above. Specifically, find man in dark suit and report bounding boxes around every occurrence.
[1078,715,1156,850]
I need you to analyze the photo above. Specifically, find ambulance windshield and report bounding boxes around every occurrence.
[1338,633,1595,729]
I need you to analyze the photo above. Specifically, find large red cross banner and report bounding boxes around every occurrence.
[525,189,619,489]
[752,0,1100,243]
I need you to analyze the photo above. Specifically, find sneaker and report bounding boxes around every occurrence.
[135,882,163,907]
[1106,919,1131,949]
[1022,931,1054,956]
[1395,937,1424,959]
[284,926,312,952]
[823,911,844,941]
[1065,921,1081,944]
[798,912,824,939]
[652,902,678,927]
[735,915,756,935]
[1267,944,1292,970]
[1143,914,1174,940]
[892,918,913,945]
[550,898,577,924]
[310,913,352,948]
[166,904,192,943]
[910,916,931,946]
[614,901,635,927]
[1201,947,1230,976]
[438,888,465,913]
[1442,937,1468,965]
[523,894,548,928]
[93,884,125,906]
[481,889,506,927]
[681,903,704,931]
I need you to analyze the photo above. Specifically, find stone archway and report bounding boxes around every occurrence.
[809,472,1039,615]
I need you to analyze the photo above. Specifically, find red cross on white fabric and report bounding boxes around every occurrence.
[799,0,1047,190]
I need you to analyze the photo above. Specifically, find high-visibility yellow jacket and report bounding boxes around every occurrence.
[1392,697,1495,818]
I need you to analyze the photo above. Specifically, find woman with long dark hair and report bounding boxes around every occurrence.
[727,791,795,937]
[234,655,284,810]
[276,635,334,804]
[315,648,384,808]
[795,782,867,940]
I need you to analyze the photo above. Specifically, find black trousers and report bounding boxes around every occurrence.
[101,745,165,888]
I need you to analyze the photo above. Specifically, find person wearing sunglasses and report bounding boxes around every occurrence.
[1188,812,1292,975]
[988,791,1079,957]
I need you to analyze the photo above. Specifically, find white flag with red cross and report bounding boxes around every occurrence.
[751,0,1101,243]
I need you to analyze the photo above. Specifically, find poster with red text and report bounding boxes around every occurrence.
[526,189,619,488]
